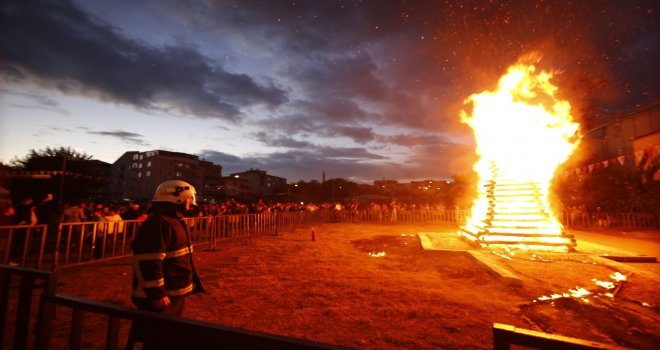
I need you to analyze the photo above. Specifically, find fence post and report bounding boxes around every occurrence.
[0,266,57,350]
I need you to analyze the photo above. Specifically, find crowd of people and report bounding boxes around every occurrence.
[1,191,457,228]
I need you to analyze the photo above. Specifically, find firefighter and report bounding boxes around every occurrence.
[125,180,204,350]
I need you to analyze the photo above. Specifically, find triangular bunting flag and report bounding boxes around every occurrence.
[602,160,609,168]
[617,156,625,165]
[588,164,594,173]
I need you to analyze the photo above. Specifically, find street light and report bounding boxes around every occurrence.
[287,183,298,202]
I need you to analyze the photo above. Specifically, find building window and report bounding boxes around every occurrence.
[139,163,142,168]
[139,155,144,160]
[175,172,183,177]
[132,163,138,168]
[133,154,139,160]
[146,171,151,177]
[147,161,151,167]
[138,172,142,178]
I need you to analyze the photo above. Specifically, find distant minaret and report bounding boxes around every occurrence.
[322,170,326,184]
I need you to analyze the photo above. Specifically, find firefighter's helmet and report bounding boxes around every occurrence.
[152,180,197,206]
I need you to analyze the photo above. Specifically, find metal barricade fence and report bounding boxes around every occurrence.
[55,220,142,269]
[1,209,658,270]
[0,224,49,270]
[560,210,660,229]
[322,208,470,225]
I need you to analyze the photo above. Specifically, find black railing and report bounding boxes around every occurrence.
[39,294,344,350]
[1,265,347,350]
[0,265,57,350]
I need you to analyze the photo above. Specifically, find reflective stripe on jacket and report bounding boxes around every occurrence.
[131,212,194,301]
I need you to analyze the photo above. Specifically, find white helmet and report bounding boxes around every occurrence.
[152,180,197,206]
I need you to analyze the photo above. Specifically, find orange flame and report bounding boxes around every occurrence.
[460,59,581,251]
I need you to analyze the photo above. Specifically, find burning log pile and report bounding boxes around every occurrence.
[460,162,576,251]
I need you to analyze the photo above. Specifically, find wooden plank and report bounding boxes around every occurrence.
[600,255,657,263]
[493,323,630,350]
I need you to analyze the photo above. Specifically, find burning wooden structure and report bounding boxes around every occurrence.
[459,57,581,252]
[459,162,576,251]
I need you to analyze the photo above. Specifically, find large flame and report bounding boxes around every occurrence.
[460,60,581,251]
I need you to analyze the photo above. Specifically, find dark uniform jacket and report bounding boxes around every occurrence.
[131,206,194,303]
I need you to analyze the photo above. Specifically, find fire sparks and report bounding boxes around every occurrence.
[459,57,581,252]
[369,251,386,257]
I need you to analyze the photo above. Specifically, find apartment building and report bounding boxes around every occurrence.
[223,168,286,200]
[107,150,222,201]
[582,100,660,161]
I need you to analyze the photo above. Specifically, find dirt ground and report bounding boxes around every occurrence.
[51,223,659,349]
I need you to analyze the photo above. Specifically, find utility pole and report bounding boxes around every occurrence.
[58,154,67,210]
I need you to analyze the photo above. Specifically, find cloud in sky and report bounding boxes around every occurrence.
[87,130,149,146]
[1,0,287,122]
[1,0,658,182]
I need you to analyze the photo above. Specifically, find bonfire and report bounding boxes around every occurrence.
[459,56,581,252]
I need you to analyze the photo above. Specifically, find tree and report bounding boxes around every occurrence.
[10,146,93,172]
[8,147,109,205]
[552,161,659,213]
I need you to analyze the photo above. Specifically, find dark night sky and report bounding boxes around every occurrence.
[1,0,658,182]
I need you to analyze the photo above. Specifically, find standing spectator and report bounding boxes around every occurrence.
[1,203,16,263]
[9,197,36,265]
[61,201,87,248]
[89,208,104,222]
[1,203,15,226]
[104,207,124,235]
[14,197,37,225]
[389,200,399,223]
[35,193,57,225]
[125,180,204,350]
[61,201,87,223]
[122,203,142,220]
[36,193,61,247]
